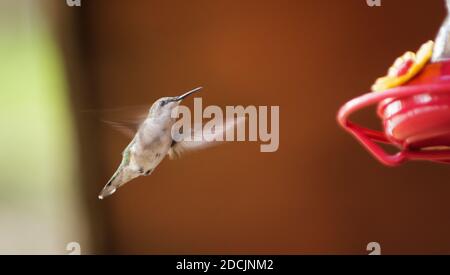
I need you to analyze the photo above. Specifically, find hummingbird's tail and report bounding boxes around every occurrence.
[98,183,117,200]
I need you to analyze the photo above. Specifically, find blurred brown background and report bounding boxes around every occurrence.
[59,0,450,254]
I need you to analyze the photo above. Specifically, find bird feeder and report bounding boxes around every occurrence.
[338,0,450,166]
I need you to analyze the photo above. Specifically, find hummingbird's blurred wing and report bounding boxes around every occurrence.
[80,104,150,138]
[102,119,145,138]
[168,117,245,159]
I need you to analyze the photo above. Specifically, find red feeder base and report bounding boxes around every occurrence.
[338,60,450,166]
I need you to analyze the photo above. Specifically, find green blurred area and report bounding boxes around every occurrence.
[0,25,75,204]
[0,2,88,254]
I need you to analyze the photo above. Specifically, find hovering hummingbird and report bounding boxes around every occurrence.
[98,87,242,199]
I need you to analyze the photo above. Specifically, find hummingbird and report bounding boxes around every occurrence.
[98,87,242,199]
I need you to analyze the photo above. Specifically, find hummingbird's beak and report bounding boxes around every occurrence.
[173,87,202,102]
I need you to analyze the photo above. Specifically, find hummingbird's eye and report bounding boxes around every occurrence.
[137,167,144,174]
[159,100,167,107]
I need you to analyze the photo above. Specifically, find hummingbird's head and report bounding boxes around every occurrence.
[149,87,202,118]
